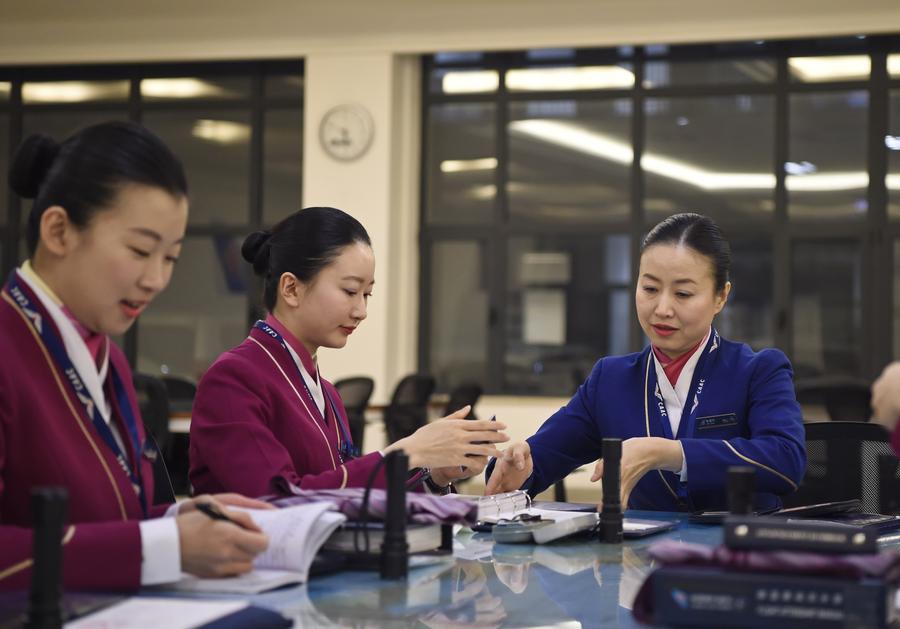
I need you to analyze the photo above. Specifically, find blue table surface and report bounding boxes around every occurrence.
[141,510,900,628]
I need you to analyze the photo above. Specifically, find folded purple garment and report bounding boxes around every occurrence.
[271,487,478,525]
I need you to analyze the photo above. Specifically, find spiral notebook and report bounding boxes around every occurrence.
[449,490,532,523]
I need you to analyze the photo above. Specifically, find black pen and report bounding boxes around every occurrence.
[195,501,249,530]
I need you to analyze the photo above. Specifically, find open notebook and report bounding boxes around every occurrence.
[156,502,347,595]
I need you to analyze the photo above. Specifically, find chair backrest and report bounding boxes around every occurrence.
[384,374,436,444]
[160,375,197,413]
[782,421,899,514]
[794,377,872,422]
[334,377,375,450]
[444,382,483,419]
[132,373,176,505]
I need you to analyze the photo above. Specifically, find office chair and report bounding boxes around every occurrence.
[160,375,197,414]
[794,377,872,422]
[782,421,899,514]
[159,375,197,496]
[383,374,436,444]
[443,382,482,419]
[333,376,375,452]
[132,373,176,505]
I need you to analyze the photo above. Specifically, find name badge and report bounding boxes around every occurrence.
[696,413,738,430]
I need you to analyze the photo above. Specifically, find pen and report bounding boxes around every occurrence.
[195,501,248,529]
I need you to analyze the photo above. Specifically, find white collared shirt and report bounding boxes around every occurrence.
[283,343,326,417]
[650,327,711,482]
[18,263,181,586]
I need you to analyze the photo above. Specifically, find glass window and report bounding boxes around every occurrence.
[263,108,303,225]
[140,76,251,101]
[788,91,868,219]
[504,234,630,395]
[0,113,7,227]
[137,236,249,380]
[507,64,634,92]
[425,103,496,225]
[791,240,863,378]
[428,241,489,391]
[22,80,129,104]
[717,239,773,349]
[0,82,10,103]
[788,55,870,83]
[144,111,251,226]
[894,240,900,359]
[644,59,775,87]
[265,74,303,101]
[888,90,900,219]
[508,99,631,223]
[644,95,775,223]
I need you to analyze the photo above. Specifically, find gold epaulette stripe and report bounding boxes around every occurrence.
[0,524,76,583]
[2,292,127,519]
[721,440,798,491]
[339,465,348,489]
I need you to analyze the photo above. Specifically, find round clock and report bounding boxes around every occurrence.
[318,104,375,162]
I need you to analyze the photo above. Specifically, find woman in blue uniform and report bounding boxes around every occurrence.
[485,213,806,512]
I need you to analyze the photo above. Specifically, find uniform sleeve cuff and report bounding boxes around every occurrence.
[139,516,182,585]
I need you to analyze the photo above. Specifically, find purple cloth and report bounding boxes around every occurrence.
[271,487,478,525]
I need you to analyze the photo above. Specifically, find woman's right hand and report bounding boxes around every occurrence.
[484,441,533,495]
[176,504,269,578]
[387,406,509,469]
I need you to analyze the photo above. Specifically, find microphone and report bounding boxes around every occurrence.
[27,487,68,629]
[599,438,623,544]
[380,450,408,580]
[727,466,756,515]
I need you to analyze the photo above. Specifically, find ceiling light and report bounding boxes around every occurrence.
[22,80,128,103]
[788,56,870,82]
[506,66,634,91]
[141,78,227,99]
[441,70,499,94]
[191,119,250,144]
[440,158,498,173]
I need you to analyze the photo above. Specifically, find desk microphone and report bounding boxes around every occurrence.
[380,450,408,580]
[27,487,68,629]
[599,438,623,544]
[727,466,756,515]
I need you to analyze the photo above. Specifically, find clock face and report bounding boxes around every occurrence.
[319,104,375,161]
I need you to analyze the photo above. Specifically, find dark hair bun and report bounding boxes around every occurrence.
[9,134,61,199]
[241,230,273,274]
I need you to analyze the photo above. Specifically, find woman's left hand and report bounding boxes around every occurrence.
[430,458,488,487]
[590,437,683,508]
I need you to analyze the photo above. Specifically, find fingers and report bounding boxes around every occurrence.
[212,493,275,510]
[231,527,270,555]
[459,419,508,432]
[484,466,504,495]
[465,430,510,444]
[444,405,472,419]
[222,507,264,534]
[462,455,489,476]
[591,460,604,482]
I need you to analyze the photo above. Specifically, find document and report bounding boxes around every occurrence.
[65,599,249,629]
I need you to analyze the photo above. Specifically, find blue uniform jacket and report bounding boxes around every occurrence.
[505,330,806,512]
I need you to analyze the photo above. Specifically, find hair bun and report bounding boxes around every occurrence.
[241,230,273,274]
[9,134,61,199]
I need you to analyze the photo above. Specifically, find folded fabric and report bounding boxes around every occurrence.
[646,540,900,582]
[271,487,478,525]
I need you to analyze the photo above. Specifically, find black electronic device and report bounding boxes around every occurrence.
[727,466,756,515]
[599,438,623,543]
[27,487,67,629]
[724,515,879,554]
[380,450,409,580]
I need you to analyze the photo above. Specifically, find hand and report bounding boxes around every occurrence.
[176,498,269,578]
[872,362,900,431]
[430,458,489,487]
[178,493,275,514]
[387,407,509,469]
[590,437,683,508]
[484,441,532,495]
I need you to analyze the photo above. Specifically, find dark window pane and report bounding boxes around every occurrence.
[138,236,249,379]
[788,91,868,219]
[22,80,129,104]
[644,95,774,223]
[508,99,631,223]
[507,64,634,92]
[429,67,498,95]
[0,113,7,227]
[0,82,10,103]
[888,90,900,219]
[141,77,251,101]
[263,108,303,225]
[428,241,489,391]
[791,240,863,378]
[425,103,496,225]
[895,240,900,359]
[144,111,251,226]
[717,239,773,349]
[505,234,630,395]
[644,59,775,88]
[265,74,303,100]
[788,55,870,83]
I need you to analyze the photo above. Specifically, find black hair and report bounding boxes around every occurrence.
[242,206,372,311]
[9,121,188,256]
[641,212,731,292]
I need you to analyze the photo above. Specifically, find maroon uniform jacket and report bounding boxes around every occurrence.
[0,273,166,592]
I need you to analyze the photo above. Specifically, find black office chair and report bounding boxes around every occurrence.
[159,375,197,496]
[333,376,375,452]
[383,374,436,444]
[132,373,176,505]
[160,375,197,413]
[794,377,872,422]
[443,382,482,419]
[782,421,900,514]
